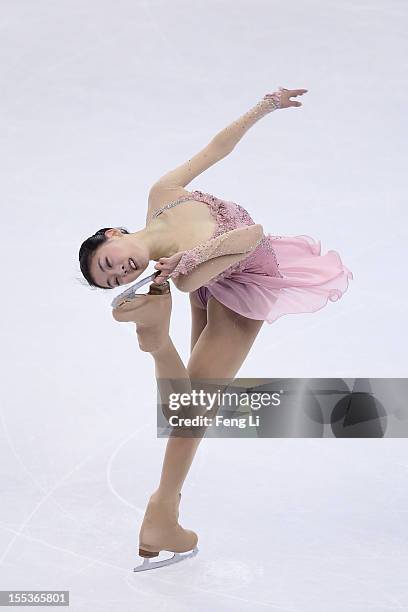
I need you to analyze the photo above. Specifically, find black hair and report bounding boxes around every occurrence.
[78,227,129,289]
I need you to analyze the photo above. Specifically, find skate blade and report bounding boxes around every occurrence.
[133,547,199,572]
[111,271,160,308]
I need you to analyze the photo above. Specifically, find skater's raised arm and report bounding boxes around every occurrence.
[147,88,307,195]
[149,141,230,193]
[211,87,308,152]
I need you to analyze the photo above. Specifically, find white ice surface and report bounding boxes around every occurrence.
[1,0,407,610]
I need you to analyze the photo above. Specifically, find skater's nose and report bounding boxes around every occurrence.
[119,263,131,277]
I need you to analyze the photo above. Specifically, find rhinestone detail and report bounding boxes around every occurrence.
[151,195,197,219]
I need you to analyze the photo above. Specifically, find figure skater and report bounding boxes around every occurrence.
[78,87,354,571]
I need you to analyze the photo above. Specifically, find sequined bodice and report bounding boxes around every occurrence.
[151,190,254,236]
[151,190,282,285]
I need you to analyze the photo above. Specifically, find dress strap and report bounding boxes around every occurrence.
[150,194,197,219]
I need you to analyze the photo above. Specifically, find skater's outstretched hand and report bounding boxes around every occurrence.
[260,87,308,112]
[112,281,172,352]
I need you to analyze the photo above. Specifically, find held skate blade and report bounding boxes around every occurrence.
[133,547,199,572]
[111,271,161,308]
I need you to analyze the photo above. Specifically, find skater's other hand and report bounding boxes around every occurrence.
[153,251,186,284]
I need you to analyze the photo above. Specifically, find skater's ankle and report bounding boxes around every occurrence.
[149,336,173,357]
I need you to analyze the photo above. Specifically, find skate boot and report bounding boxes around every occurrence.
[134,492,199,572]
[112,280,172,352]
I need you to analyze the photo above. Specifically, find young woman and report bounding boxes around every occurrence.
[78,87,353,570]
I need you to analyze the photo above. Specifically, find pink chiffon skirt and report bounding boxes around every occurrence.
[192,234,354,324]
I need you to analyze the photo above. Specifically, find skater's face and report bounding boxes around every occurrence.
[89,229,149,289]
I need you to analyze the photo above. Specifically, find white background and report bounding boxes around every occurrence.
[1,1,407,610]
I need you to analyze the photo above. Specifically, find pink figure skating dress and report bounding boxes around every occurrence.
[151,190,354,324]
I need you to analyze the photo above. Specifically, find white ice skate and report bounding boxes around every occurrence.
[133,492,199,573]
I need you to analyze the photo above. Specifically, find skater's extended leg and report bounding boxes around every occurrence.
[149,295,264,502]
[149,337,204,502]
[147,292,208,502]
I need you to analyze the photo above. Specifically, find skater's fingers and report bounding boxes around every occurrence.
[288,88,308,96]
[154,257,169,270]
[153,271,169,283]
